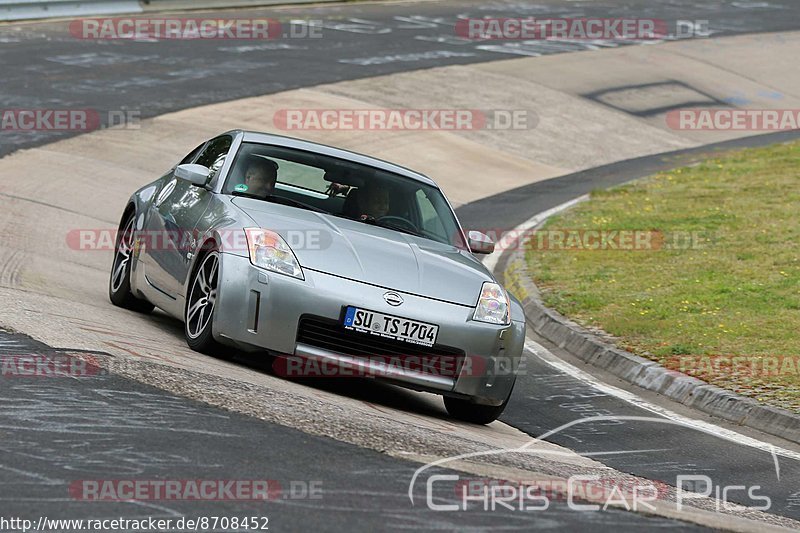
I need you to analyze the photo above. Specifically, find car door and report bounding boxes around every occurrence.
[142,135,232,300]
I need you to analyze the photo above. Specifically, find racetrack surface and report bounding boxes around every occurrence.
[3,330,708,532]
[2,0,800,157]
[2,0,800,530]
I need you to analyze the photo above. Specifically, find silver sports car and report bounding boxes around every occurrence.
[110,130,526,423]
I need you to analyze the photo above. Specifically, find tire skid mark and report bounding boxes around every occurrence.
[0,249,24,288]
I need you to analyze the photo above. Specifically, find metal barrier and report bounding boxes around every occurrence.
[139,0,323,11]
[0,0,142,21]
[0,0,326,21]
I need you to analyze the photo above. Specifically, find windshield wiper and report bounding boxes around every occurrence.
[372,218,422,238]
[232,190,329,214]
[330,212,422,238]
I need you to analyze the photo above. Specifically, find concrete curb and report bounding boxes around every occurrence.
[498,209,800,446]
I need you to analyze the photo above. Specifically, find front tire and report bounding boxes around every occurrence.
[185,250,223,354]
[109,212,154,313]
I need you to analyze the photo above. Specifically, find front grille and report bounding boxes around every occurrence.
[297,315,465,378]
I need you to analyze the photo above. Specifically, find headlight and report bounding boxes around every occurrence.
[473,282,511,325]
[244,228,304,280]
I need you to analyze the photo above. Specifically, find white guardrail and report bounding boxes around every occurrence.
[0,0,326,21]
[0,0,141,21]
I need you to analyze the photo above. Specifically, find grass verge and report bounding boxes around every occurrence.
[525,141,800,412]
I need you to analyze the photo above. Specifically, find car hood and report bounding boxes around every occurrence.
[232,197,492,306]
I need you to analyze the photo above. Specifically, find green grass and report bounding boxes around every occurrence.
[525,141,800,412]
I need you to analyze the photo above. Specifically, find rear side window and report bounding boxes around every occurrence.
[271,158,327,192]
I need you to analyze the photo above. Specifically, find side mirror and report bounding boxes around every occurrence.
[467,230,495,255]
[175,164,211,187]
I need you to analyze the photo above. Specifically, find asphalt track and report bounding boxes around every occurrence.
[3,330,707,531]
[2,0,800,158]
[2,0,800,530]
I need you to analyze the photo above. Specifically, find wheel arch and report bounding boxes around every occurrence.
[184,234,222,307]
[118,202,136,229]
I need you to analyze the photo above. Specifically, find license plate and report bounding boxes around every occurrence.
[343,307,439,347]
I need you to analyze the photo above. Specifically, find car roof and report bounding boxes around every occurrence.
[235,130,438,187]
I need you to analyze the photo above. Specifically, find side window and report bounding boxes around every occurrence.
[179,142,206,166]
[196,136,233,181]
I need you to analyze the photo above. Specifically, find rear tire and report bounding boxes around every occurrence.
[185,249,223,355]
[444,381,515,424]
[109,212,154,313]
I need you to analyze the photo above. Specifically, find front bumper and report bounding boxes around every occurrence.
[214,252,525,405]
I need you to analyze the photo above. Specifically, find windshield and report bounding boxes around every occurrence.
[223,142,466,248]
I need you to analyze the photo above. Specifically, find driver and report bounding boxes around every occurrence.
[358,184,390,219]
[243,157,278,197]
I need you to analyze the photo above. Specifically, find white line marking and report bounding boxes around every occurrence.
[525,339,800,462]
[482,194,589,273]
